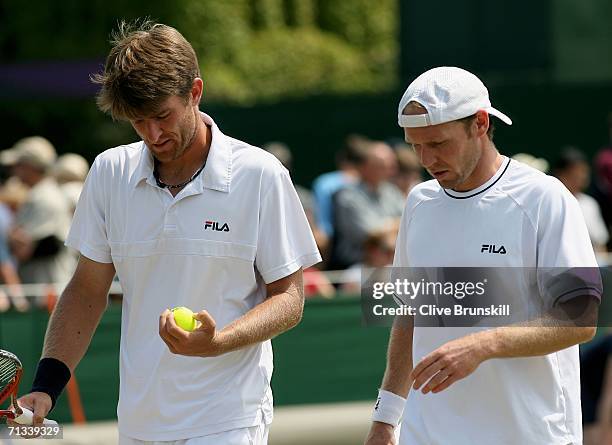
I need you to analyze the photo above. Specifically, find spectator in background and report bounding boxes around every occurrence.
[554,147,609,252]
[0,165,28,312]
[592,115,612,251]
[332,141,404,269]
[593,150,612,249]
[1,136,75,286]
[264,142,335,298]
[341,227,397,294]
[0,234,28,312]
[511,152,549,173]
[0,173,29,217]
[262,142,313,215]
[0,165,14,235]
[53,153,90,214]
[392,144,423,197]
[312,134,369,239]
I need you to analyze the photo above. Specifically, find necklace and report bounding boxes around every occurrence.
[153,161,206,190]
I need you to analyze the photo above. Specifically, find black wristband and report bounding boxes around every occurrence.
[31,358,71,411]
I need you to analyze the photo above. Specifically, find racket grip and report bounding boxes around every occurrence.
[13,405,58,426]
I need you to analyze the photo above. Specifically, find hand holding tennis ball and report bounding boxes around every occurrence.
[161,308,220,357]
[171,306,197,331]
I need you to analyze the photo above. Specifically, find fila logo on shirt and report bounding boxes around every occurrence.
[204,220,230,232]
[481,244,506,254]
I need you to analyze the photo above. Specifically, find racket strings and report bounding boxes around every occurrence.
[0,357,19,387]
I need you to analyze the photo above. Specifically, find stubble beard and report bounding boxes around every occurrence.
[442,139,482,191]
[170,106,199,161]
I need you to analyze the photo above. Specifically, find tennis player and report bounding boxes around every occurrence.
[15,20,321,444]
[365,67,601,444]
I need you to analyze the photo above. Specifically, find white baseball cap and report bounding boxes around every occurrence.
[53,153,90,182]
[0,136,57,170]
[398,66,512,128]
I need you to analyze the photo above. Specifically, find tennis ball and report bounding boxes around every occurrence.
[171,307,197,332]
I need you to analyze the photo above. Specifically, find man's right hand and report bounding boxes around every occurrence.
[364,421,396,445]
[7,392,52,427]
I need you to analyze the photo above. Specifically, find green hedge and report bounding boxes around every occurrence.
[204,29,379,103]
[0,1,398,104]
[179,0,398,103]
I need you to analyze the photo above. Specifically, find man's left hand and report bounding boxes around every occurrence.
[410,334,487,394]
[158,309,223,357]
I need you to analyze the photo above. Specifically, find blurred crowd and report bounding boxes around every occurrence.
[264,135,421,298]
[2,123,612,307]
[0,136,89,312]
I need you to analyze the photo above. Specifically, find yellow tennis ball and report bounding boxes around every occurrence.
[171,307,197,332]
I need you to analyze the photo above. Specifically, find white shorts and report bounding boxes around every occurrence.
[118,423,270,445]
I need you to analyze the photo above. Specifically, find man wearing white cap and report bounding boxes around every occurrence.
[1,136,74,286]
[365,67,600,444]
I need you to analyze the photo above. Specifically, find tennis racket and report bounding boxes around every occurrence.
[0,349,57,425]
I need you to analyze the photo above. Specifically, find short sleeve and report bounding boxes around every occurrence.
[536,180,602,303]
[537,182,598,268]
[65,156,113,263]
[255,168,321,283]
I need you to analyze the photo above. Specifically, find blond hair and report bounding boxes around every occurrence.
[91,19,200,120]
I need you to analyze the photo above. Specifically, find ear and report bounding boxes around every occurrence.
[190,78,204,106]
[475,110,489,137]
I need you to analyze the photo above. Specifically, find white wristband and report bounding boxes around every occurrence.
[371,389,406,427]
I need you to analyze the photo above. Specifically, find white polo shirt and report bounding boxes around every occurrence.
[394,156,599,445]
[66,113,321,441]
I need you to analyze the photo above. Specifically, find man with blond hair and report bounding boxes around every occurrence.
[16,20,320,444]
[365,67,600,444]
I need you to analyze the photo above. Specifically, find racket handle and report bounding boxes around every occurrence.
[13,405,58,426]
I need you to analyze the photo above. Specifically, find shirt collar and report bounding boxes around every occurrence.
[133,112,232,193]
[134,144,154,187]
[200,112,232,193]
[443,156,510,199]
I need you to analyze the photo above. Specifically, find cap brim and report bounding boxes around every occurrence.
[485,107,512,125]
[0,149,19,165]
[398,113,431,128]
